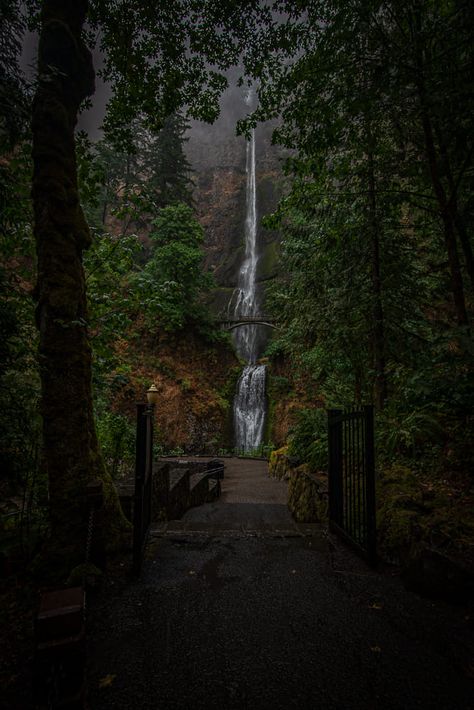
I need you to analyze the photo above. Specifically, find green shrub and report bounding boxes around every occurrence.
[377,405,444,460]
[269,375,291,395]
[96,410,135,479]
[288,408,328,472]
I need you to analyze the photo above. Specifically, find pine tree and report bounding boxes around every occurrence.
[0,0,28,150]
[143,112,193,209]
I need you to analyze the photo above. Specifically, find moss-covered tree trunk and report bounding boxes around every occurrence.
[32,0,126,571]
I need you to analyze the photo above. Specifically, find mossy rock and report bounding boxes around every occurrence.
[380,464,418,487]
[377,465,426,563]
[269,446,290,480]
[66,562,103,589]
[288,465,328,523]
[376,463,474,602]
[377,464,427,539]
[377,507,421,564]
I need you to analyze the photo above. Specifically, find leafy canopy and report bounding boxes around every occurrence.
[138,203,214,331]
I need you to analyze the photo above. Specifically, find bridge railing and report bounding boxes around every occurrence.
[157,445,275,460]
[215,317,279,331]
[215,315,276,323]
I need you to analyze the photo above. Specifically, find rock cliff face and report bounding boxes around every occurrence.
[186,84,283,317]
[113,327,241,453]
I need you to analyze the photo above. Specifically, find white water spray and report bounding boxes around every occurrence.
[232,89,266,452]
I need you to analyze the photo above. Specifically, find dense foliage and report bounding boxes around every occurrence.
[0,2,47,558]
[78,121,215,479]
[243,1,474,474]
[1,1,224,558]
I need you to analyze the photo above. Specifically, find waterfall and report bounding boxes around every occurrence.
[233,364,266,452]
[232,89,267,452]
[232,124,259,364]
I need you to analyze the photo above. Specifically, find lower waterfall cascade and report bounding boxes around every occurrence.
[233,364,266,452]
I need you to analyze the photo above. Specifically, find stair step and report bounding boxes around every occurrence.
[149,522,325,540]
[189,472,210,491]
[169,470,188,491]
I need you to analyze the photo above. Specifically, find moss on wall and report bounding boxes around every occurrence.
[377,464,474,567]
[268,446,290,480]
[259,239,280,282]
[208,286,238,316]
[376,463,474,601]
[287,465,328,523]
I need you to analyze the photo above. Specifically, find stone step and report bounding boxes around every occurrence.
[169,469,188,491]
[150,521,325,539]
[189,471,211,491]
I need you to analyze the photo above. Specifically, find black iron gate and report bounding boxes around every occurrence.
[328,405,376,566]
[132,402,154,576]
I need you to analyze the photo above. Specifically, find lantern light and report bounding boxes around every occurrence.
[146,383,159,405]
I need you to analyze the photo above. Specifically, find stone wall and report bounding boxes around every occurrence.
[268,446,291,480]
[153,459,223,521]
[376,464,474,602]
[269,447,328,523]
[287,466,328,524]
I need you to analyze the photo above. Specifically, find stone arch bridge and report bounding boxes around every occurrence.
[216,315,279,332]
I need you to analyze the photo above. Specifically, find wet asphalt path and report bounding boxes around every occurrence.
[87,460,473,710]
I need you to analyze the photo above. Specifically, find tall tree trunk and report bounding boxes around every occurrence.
[360,26,387,410]
[419,109,468,325]
[412,9,469,325]
[366,130,388,410]
[32,0,126,572]
[435,127,474,291]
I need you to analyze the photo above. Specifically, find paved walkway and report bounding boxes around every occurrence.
[86,459,474,709]
[217,457,287,504]
[158,457,299,535]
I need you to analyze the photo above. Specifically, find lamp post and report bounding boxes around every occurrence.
[144,384,158,482]
[146,383,159,407]
[133,383,158,576]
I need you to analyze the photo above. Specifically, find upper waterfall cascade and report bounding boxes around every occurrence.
[232,125,259,362]
[232,89,267,452]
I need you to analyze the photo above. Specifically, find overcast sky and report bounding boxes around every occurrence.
[21,29,111,139]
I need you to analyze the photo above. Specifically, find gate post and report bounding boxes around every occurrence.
[364,405,377,566]
[328,409,343,528]
[133,402,154,577]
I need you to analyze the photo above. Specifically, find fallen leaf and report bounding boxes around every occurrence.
[99,674,116,689]
[369,602,383,610]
